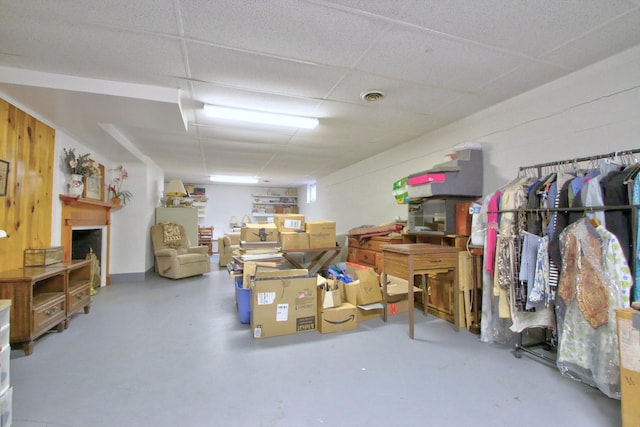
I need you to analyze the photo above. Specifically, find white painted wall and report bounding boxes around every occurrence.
[109,162,158,274]
[301,44,640,235]
[191,185,300,240]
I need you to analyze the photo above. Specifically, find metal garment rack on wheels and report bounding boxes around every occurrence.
[495,148,640,363]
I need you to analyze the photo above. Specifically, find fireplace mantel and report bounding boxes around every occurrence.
[59,195,121,285]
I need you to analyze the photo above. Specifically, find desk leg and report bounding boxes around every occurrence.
[381,271,388,323]
[282,253,304,269]
[452,267,460,332]
[305,251,328,273]
[408,255,415,339]
[318,249,340,273]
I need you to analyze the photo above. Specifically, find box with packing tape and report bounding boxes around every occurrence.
[316,275,356,333]
[241,223,278,243]
[251,274,317,339]
[274,214,305,232]
[305,220,336,248]
[280,231,309,250]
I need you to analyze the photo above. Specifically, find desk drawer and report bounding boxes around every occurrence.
[348,236,402,251]
[68,283,91,315]
[32,293,65,334]
[355,248,377,266]
[413,253,457,270]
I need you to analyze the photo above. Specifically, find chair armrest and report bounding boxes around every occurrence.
[155,248,177,257]
[188,246,209,255]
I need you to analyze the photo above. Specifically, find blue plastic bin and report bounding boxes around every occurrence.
[235,280,251,324]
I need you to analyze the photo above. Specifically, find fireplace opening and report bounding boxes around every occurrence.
[71,228,104,291]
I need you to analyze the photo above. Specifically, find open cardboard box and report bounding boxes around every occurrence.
[382,274,422,317]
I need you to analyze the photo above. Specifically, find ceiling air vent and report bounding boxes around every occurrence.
[361,90,385,102]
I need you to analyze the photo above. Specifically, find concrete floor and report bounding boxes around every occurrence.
[10,258,621,427]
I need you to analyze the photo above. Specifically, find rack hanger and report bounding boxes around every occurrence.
[518,148,640,176]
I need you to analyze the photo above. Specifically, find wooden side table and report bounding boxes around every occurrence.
[381,243,460,339]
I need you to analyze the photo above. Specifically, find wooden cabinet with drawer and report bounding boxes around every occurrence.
[0,259,92,355]
[65,260,92,328]
[347,235,403,273]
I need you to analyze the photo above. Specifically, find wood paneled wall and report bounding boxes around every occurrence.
[0,99,56,270]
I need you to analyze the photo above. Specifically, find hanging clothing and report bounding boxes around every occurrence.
[528,235,551,308]
[595,225,633,306]
[602,170,632,263]
[633,177,640,302]
[580,175,607,227]
[494,178,530,318]
[485,191,502,275]
[556,218,625,399]
[479,194,515,345]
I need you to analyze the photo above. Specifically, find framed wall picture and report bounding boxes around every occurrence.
[83,163,105,200]
[0,160,8,196]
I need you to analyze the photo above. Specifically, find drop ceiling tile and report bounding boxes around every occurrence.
[399,0,637,57]
[187,42,346,99]
[357,25,523,91]
[329,70,466,115]
[181,0,385,68]
[0,0,179,34]
[319,0,412,18]
[0,23,184,87]
[476,62,569,104]
[194,125,292,146]
[540,9,640,70]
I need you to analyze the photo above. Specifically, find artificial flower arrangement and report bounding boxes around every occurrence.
[63,148,100,176]
[108,165,133,205]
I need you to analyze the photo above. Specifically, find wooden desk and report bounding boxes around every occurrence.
[281,246,341,275]
[381,243,460,339]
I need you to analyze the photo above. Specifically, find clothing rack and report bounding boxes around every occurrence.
[496,148,640,364]
[518,148,640,176]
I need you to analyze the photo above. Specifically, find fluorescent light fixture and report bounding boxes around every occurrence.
[210,175,259,184]
[204,104,318,129]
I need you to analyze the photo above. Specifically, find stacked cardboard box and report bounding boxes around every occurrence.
[273,214,305,232]
[251,270,317,339]
[305,220,336,248]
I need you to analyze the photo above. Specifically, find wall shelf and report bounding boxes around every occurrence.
[251,189,298,221]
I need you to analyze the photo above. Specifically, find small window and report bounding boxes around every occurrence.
[307,183,316,203]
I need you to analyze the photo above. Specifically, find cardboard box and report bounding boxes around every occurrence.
[305,220,336,248]
[386,299,408,316]
[616,308,640,427]
[356,304,384,322]
[383,274,422,316]
[251,276,317,339]
[274,214,305,232]
[243,265,308,289]
[318,303,357,334]
[345,264,382,305]
[280,232,309,250]
[317,275,342,309]
[241,223,278,242]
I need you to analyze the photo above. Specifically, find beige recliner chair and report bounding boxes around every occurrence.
[151,222,211,279]
[218,232,241,267]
